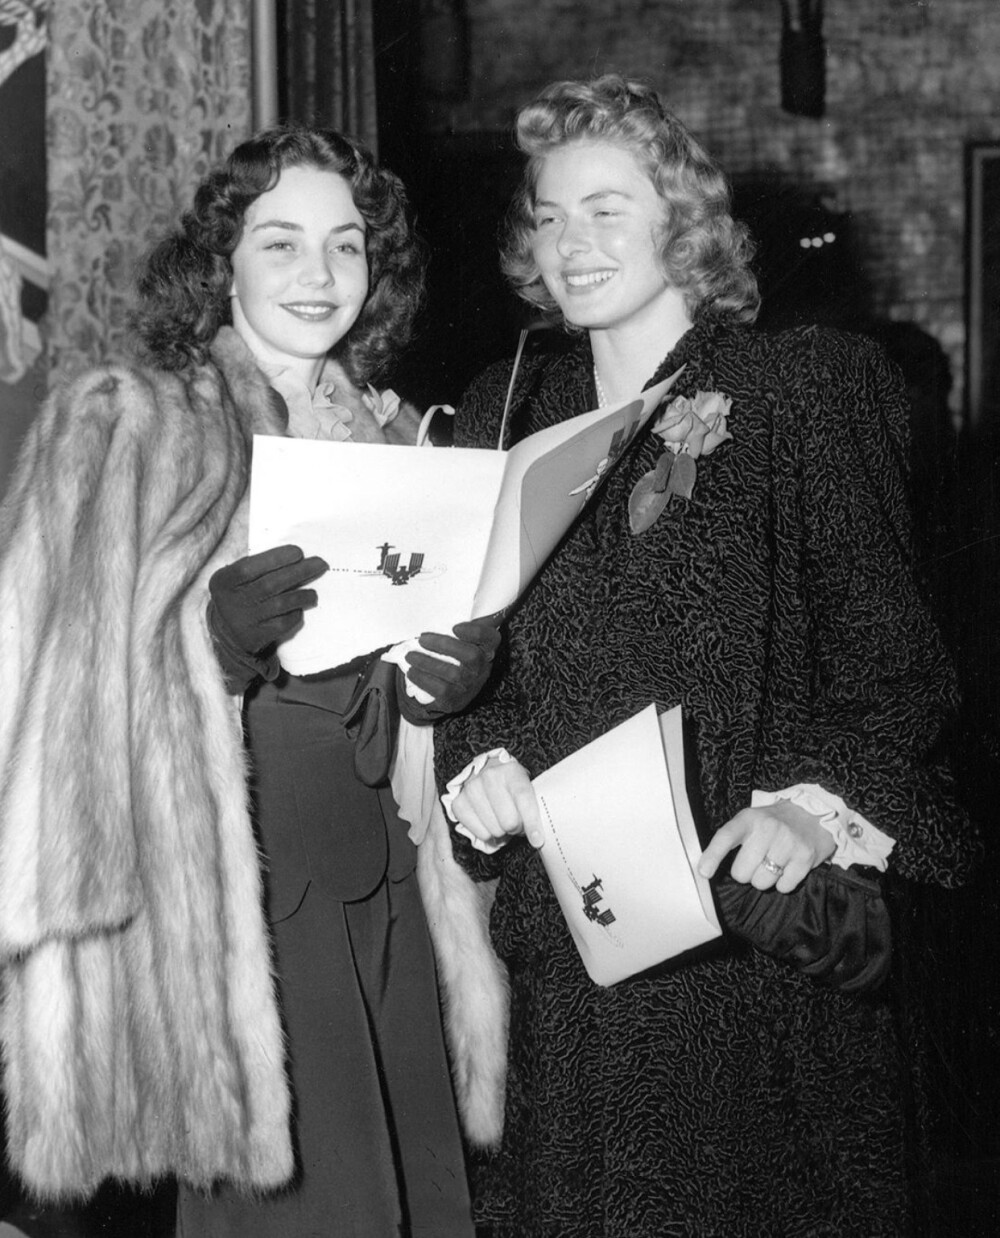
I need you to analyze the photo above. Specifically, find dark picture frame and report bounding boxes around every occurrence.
[0,12,48,365]
[965,140,1000,431]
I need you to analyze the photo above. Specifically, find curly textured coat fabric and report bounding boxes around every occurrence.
[435,319,979,1238]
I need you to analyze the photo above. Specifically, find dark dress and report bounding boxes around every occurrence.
[434,318,979,1238]
[178,668,473,1238]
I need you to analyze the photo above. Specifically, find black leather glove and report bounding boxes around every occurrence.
[207,544,328,691]
[400,615,502,721]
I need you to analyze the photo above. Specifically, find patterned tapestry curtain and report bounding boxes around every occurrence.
[278,0,377,152]
[45,0,254,383]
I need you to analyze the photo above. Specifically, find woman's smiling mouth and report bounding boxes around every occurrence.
[281,302,338,320]
[563,270,615,290]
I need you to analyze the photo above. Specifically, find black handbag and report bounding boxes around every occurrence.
[714,862,892,994]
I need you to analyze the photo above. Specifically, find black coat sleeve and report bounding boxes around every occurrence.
[759,330,978,885]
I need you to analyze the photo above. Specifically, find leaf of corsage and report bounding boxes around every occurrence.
[649,451,675,492]
[666,452,697,500]
[628,469,674,535]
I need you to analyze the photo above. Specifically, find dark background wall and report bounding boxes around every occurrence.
[376,0,999,418]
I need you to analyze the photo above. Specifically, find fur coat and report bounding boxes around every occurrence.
[0,327,506,1201]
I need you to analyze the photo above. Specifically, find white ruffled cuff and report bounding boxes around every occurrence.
[441,749,513,854]
[751,783,895,871]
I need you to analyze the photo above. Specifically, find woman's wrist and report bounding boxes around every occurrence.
[206,600,279,693]
[751,783,895,871]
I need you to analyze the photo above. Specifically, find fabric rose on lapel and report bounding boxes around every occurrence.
[629,390,733,535]
[653,390,732,457]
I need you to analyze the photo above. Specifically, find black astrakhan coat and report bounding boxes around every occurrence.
[434,317,979,1238]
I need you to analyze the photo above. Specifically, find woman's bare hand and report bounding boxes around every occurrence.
[698,799,836,893]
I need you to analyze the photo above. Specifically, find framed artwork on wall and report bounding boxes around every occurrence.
[0,0,47,384]
[965,140,1000,432]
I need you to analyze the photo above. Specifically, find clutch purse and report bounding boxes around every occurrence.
[713,862,891,994]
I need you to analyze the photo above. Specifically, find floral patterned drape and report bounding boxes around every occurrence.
[278,0,377,151]
[46,0,254,382]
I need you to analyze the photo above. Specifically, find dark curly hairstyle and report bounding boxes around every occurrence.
[501,75,759,328]
[131,125,425,383]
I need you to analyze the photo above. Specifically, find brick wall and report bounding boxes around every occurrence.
[419,0,1000,416]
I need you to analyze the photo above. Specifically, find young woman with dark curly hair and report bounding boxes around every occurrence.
[0,126,493,1236]
[131,125,423,386]
[433,76,979,1237]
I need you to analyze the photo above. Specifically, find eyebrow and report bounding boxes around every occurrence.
[533,189,633,210]
[249,219,366,235]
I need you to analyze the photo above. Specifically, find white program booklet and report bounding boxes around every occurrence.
[531,704,722,986]
[247,371,682,675]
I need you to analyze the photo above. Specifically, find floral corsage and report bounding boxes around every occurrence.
[628,390,733,534]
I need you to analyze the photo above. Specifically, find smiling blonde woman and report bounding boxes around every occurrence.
[435,74,979,1238]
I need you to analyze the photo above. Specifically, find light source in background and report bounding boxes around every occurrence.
[779,0,825,119]
[799,231,836,248]
[732,177,869,332]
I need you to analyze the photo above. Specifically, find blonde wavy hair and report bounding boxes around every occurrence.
[500,75,760,327]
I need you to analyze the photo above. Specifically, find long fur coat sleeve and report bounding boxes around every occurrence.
[0,329,294,1199]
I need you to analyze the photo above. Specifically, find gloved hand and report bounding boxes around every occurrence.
[401,616,502,719]
[208,545,328,684]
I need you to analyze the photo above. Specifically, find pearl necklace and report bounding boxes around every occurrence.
[593,365,608,408]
